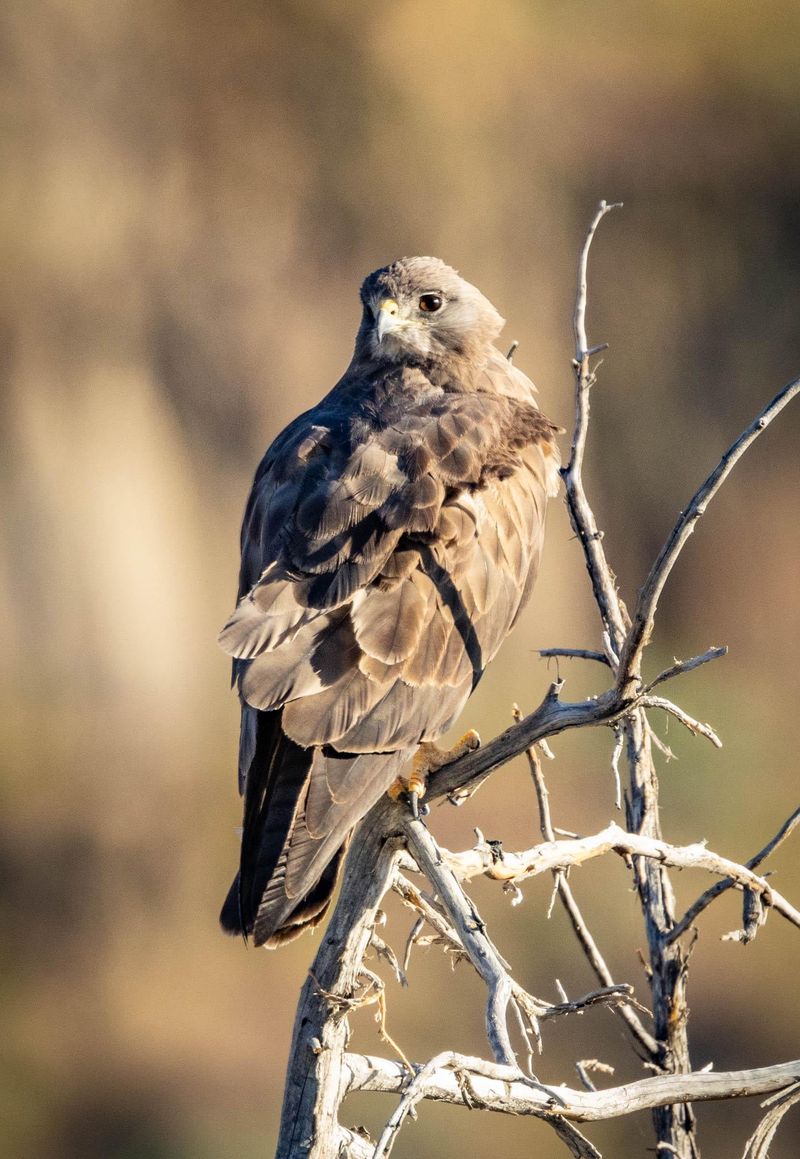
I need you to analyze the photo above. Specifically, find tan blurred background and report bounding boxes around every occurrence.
[2,1,800,1156]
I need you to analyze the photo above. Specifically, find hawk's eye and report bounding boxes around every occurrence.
[418,293,443,313]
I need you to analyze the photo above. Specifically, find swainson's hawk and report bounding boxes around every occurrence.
[219,257,560,946]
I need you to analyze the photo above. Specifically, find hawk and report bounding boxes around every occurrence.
[219,257,560,946]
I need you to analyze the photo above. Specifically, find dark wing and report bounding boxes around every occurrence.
[219,365,560,945]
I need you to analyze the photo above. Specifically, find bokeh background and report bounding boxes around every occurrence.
[2,2,799,1156]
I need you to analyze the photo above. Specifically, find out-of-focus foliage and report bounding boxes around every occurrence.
[1,2,799,1156]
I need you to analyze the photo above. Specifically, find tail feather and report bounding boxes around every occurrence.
[220,709,312,938]
[259,844,347,948]
[220,707,410,946]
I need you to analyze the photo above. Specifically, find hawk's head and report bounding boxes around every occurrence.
[356,257,505,365]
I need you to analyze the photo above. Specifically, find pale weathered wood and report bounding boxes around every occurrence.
[275,802,404,1159]
[440,822,800,932]
[344,1052,800,1121]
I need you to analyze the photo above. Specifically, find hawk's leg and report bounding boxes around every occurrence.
[389,730,481,816]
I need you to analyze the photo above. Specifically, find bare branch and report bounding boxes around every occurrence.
[550,1118,602,1158]
[521,726,657,1056]
[639,695,723,748]
[566,202,696,1154]
[394,871,544,1065]
[368,1051,571,1159]
[667,806,800,945]
[368,1052,445,1159]
[275,810,406,1159]
[441,822,800,932]
[426,397,799,812]
[540,983,641,1021]
[273,205,800,1159]
[574,200,624,362]
[399,814,520,1066]
[647,646,728,691]
[346,1052,800,1123]
[539,647,611,667]
[524,733,555,843]
[399,815,636,1070]
[741,1081,800,1159]
[336,1127,375,1159]
[576,1060,616,1093]
[609,725,624,808]
[564,201,629,655]
[369,932,408,988]
[394,870,639,1052]
[424,684,621,803]
[722,888,769,946]
[616,374,800,690]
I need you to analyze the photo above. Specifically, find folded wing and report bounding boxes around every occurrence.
[219,367,560,945]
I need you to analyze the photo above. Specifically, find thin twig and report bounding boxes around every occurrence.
[667,807,800,945]
[540,647,611,667]
[401,913,425,973]
[541,984,642,1021]
[576,1060,616,1093]
[517,716,656,1056]
[405,850,545,1067]
[648,724,677,762]
[565,201,628,655]
[639,695,723,748]
[394,870,543,1060]
[616,374,800,691]
[741,1081,800,1159]
[369,932,408,988]
[647,647,728,692]
[610,725,624,808]
[574,200,624,362]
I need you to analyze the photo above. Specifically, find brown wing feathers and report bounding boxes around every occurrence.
[219,259,560,947]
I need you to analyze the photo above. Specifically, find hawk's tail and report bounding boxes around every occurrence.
[220,843,347,947]
[220,708,409,947]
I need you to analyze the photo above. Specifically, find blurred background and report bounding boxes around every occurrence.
[2,1,799,1156]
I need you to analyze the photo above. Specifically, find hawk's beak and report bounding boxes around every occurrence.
[375,298,400,343]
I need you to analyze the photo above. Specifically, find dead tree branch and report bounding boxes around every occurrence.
[741,1082,800,1159]
[439,822,800,932]
[646,645,728,691]
[273,204,800,1159]
[398,813,521,1067]
[616,376,800,693]
[666,805,800,945]
[522,736,657,1057]
[345,1052,800,1123]
[275,807,407,1159]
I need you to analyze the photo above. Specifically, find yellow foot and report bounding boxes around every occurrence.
[388,730,481,815]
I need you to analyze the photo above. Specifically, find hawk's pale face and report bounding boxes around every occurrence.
[356,257,504,365]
